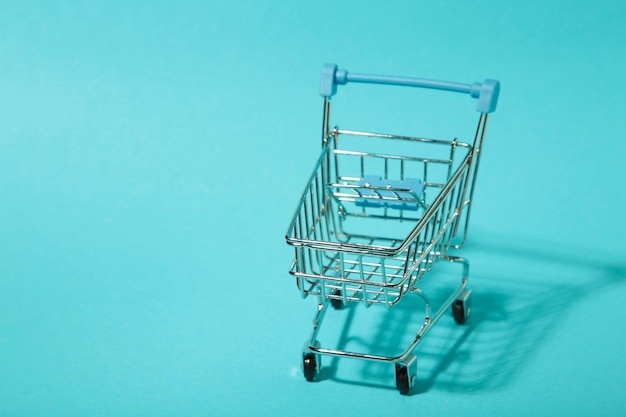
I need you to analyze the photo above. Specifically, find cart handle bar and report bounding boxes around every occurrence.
[320,63,499,114]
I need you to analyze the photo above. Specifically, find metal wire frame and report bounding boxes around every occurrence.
[288,76,495,392]
[286,113,488,307]
[303,255,470,363]
[287,89,490,302]
[288,170,470,307]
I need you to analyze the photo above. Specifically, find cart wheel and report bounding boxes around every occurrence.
[452,301,466,325]
[303,353,318,382]
[395,363,412,395]
[330,289,343,309]
[452,288,472,325]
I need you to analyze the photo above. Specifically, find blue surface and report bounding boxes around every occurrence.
[1,1,626,416]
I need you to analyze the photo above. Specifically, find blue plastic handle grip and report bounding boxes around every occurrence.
[320,63,500,113]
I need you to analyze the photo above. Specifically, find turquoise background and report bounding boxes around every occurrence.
[2,1,625,415]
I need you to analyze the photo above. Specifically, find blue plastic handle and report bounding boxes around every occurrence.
[320,63,500,113]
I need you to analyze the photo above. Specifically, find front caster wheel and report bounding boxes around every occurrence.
[395,365,410,394]
[303,353,319,382]
[395,354,417,395]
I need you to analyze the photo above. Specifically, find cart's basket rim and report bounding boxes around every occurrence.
[334,129,473,148]
[285,134,473,257]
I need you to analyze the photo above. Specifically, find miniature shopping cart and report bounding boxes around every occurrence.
[285,64,499,394]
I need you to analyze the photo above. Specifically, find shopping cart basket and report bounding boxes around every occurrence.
[285,64,500,394]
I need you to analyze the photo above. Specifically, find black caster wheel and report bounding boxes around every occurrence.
[452,288,472,325]
[303,353,318,382]
[395,355,416,395]
[395,364,410,394]
[330,289,344,309]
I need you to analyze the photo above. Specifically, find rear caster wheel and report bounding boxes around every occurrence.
[330,289,344,309]
[452,288,472,325]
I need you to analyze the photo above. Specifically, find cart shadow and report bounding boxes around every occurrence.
[315,237,626,395]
